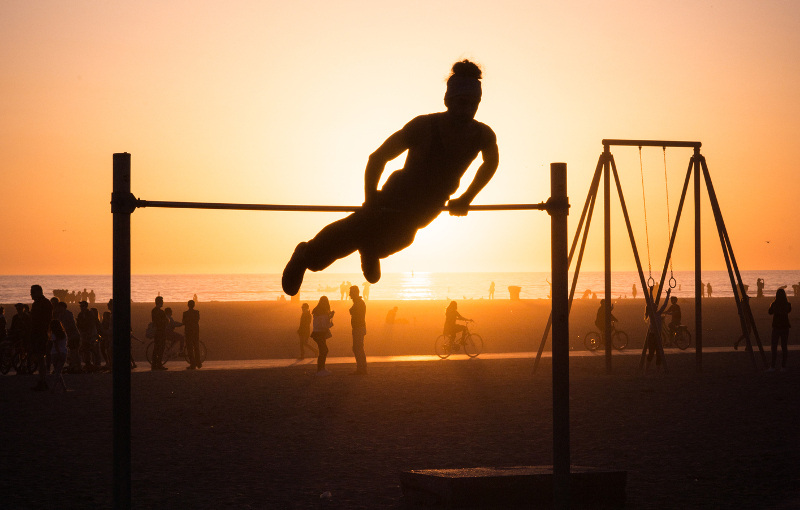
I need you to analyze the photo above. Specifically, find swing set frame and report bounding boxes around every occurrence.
[534,139,767,374]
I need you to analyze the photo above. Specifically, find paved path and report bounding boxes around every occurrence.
[132,345,792,372]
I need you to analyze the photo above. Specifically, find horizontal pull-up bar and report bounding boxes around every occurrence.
[116,197,566,213]
[602,139,701,149]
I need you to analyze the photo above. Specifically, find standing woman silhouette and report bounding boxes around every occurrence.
[283,60,499,295]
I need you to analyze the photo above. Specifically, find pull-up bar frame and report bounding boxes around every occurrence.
[111,153,572,509]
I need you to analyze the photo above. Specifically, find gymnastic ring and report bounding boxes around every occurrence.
[647,276,655,289]
[669,276,677,289]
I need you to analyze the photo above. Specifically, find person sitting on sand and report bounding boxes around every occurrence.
[296,303,317,360]
[310,297,335,376]
[281,60,499,296]
[443,301,470,345]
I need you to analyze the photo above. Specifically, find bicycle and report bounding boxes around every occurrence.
[435,319,483,359]
[146,334,207,366]
[584,323,629,351]
[662,323,691,350]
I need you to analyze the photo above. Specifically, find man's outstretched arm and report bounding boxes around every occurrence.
[448,130,499,216]
[364,130,409,205]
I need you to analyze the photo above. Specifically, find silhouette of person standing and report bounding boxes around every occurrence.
[757,278,765,298]
[707,282,713,298]
[488,281,495,299]
[362,281,371,301]
[151,296,168,370]
[296,303,317,360]
[767,288,791,372]
[29,285,53,390]
[632,284,637,299]
[349,286,367,375]
[311,296,335,376]
[339,282,347,301]
[282,60,499,295]
[183,300,201,369]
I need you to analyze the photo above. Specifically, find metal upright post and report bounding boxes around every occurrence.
[550,162,570,510]
[603,145,612,374]
[112,153,132,510]
[693,149,702,372]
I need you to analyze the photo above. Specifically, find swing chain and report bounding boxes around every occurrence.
[639,147,653,279]
[663,147,675,285]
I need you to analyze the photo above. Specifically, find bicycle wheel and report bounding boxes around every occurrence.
[0,342,12,375]
[435,335,452,359]
[612,331,629,351]
[463,334,483,358]
[145,341,155,365]
[675,328,691,350]
[183,341,208,364]
[584,332,601,351]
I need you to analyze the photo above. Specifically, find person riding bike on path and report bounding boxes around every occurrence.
[665,296,682,336]
[282,59,499,295]
[594,299,618,338]
[443,301,470,347]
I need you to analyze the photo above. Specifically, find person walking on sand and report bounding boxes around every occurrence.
[310,297,335,376]
[707,282,713,298]
[281,60,499,296]
[49,319,68,393]
[296,303,317,360]
[757,278,765,298]
[182,300,201,369]
[349,286,367,375]
[362,281,371,301]
[151,296,168,370]
[488,281,495,299]
[767,288,791,372]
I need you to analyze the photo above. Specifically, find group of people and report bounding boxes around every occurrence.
[296,285,367,376]
[148,297,201,370]
[52,288,97,304]
[2,285,117,392]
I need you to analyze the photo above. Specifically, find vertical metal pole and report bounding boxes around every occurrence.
[550,162,570,510]
[112,153,132,510]
[693,149,702,372]
[603,146,612,374]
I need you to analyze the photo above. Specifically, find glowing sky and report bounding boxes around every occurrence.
[1,0,798,275]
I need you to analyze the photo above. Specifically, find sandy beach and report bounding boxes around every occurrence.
[89,296,800,361]
[2,297,799,509]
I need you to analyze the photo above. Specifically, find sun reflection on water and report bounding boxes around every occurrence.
[397,272,434,300]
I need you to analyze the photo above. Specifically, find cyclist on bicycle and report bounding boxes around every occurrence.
[444,301,470,344]
[665,296,681,335]
[594,299,617,336]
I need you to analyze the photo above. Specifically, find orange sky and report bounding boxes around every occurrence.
[1,0,799,275]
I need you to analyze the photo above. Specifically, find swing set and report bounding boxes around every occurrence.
[534,139,767,374]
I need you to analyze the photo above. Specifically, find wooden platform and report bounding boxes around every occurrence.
[399,466,626,509]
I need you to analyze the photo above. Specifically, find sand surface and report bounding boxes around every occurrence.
[2,297,798,508]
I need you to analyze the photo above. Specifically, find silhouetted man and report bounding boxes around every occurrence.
[757,278,765,298]
[282,59,499,295]
[349,286,367,375]
[488,281,495,299]
[182,300,201,370]
[151,296,168,370]
[30,285,53,390]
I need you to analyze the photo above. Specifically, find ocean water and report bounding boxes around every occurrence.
[1,270,799,304]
